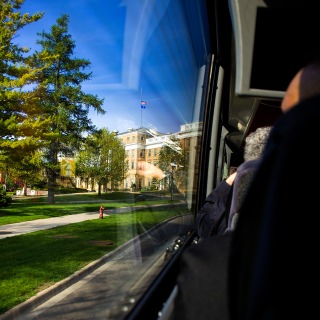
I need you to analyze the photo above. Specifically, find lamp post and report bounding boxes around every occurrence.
[135,173,138,191]
[170,163,177,201]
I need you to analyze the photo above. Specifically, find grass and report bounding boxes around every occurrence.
[0,191,175,225]
[0,192,188,315]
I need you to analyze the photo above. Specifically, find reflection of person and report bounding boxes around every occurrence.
[229,59,320,320]
[195,126,271,239]
[174,60,320,320]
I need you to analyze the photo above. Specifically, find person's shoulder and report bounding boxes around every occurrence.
[284,93,320,123]
[237,159,260,172]
[262,93,320,162]
[271,93,320,140]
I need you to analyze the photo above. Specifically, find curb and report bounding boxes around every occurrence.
[0,234,140,320]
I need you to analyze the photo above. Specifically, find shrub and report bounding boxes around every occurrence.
[0,189,12,207]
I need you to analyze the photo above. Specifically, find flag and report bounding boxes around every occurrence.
[141,100,147,109]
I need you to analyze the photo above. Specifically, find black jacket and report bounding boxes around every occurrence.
[229,94,320,320]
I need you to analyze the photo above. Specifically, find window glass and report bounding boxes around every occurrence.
[2,0,212,318]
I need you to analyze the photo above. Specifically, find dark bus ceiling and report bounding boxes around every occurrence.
[208,0,320,150]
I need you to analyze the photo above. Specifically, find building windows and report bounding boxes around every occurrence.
[116,125,201,190]
[65,164,71,177]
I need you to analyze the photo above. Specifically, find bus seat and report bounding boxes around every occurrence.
[173,233,232,320]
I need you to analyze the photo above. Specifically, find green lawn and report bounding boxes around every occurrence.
[0,191,175,225]
[0,192,188,315]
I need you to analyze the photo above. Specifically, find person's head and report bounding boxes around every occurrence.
[281,59,320,113]
[243,126,272,161]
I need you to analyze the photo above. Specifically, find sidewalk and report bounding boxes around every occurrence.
[0,202,178,240]
[0,211,99,239]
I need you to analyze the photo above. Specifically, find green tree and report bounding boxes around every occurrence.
[158,136,185,191]
[31,14,105,203]
[15,151,43,195]
[76,129,127,195]
[0,149,43,195]
[75,147,95,191]
[151,177,159,190]
[0,1,45,185]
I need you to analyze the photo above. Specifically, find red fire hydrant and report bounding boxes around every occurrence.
[99,206,105,219]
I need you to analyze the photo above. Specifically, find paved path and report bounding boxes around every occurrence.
[0,212,99,239]
[0,204,168,239]
[0,194,178,240]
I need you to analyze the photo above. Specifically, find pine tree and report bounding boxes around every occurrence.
[31,14,105,203]
[0,0,44,187]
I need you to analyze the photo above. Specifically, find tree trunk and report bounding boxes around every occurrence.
[46,146,58,204]
[98,182,102,196]
[47,175,55,204]
[23,181,27,196]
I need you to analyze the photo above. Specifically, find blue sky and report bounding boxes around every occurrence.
[15,0,204,134]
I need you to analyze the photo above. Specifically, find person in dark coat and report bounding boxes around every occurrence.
[195,126,271,239]
[174,126,270,320]
[229,59,320,320]
[174,60,320,320]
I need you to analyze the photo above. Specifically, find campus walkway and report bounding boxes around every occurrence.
[0,203,165,239]
[0,193,177,240]
[0,211,99,239]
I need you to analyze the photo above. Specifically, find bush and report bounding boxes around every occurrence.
[56,187,88,194]
[0,189,12,207]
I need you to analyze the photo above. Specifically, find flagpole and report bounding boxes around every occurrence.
[140,88,143,128]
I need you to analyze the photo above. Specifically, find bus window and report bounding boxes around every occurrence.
[0,0,213,319]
